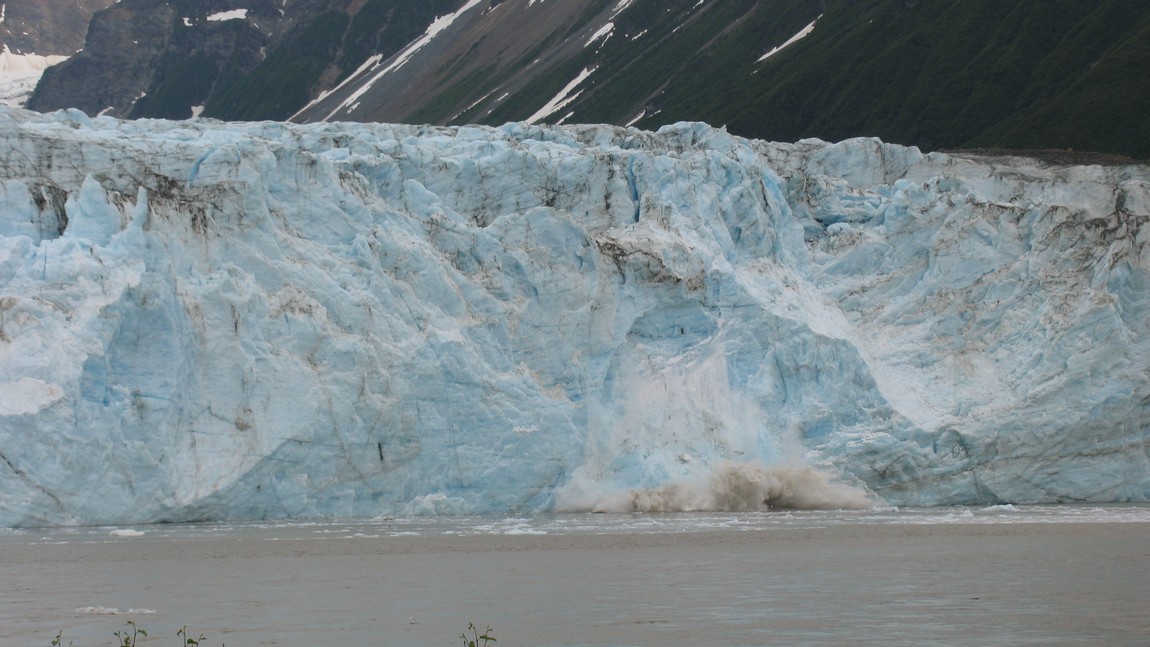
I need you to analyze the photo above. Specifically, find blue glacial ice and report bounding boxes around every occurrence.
[0,107,1148,526]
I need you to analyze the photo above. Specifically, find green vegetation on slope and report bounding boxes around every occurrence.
[206,11,350,121]
[629,0,1150,157]
[206,0,464,122]
[191,0,1147,158]
[337,0,462,83]
[575,0,823,126]
[133,53,219,120]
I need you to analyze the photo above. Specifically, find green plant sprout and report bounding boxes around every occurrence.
[178,625,210,646]
[52,620,495,645]
[50,623,223,646]
[113,621,146,647]
[460,622,496,647]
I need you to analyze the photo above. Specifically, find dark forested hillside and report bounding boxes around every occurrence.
[659,0,1150,158]
[25,0,1150,158]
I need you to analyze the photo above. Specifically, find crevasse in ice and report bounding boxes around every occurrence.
[0,108,1147,526]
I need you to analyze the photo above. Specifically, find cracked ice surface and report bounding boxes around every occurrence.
[0,107,1148,526]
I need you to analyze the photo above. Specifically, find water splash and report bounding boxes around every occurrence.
[557,337,872,512]
[557,461,873,512]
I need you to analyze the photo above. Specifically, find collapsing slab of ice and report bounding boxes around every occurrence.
[0,107,1148,526]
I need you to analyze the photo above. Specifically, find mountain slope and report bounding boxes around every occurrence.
[25,0,1150,158]
[668,1,1150,158]
[26,0,332,119]
[288,0,828,127]
[0,0,114,56]
[207,0,463,120]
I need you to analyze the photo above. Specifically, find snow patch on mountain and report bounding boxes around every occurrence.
[585,22,614,48]
[611,0,635,18]
[0,47,67,108]
[293,53,382,121]
[758,15,820,63]
[206,9,248,22]
[526,66,596,124]
[321,0,485,121]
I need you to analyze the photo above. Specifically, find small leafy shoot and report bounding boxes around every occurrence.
[50,623,223,646]
[178,625,207,646]
[460,622,496,647]
[113,621,146,647]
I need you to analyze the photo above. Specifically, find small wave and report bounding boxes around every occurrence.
[980,504,1019,513]
[558,461,873,513]
[503,527,548,535]
[75,607,156,616]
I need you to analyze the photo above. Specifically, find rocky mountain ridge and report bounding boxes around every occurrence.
[0,0,114,56]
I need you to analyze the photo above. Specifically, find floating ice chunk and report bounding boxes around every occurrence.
[109,529,146,537]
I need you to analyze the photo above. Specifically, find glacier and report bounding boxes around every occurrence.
[0,106,1147,527]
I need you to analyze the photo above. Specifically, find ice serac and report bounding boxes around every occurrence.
[0,108,1148,526]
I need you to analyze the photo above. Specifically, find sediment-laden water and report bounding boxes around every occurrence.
[3,507,1149,646]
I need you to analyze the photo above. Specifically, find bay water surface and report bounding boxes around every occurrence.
[2,506,1148,646]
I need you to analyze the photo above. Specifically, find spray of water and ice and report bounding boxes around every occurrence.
[553,344,872,511]
[559,461,872,513]
[0,107,1148,526]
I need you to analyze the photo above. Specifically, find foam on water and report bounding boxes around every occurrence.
[2,505,1149,547]
[74,607,156,616]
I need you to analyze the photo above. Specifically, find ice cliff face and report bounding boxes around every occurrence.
[1,107,1148,526]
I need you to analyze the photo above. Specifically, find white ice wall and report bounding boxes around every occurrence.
[0,108,1147,526]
